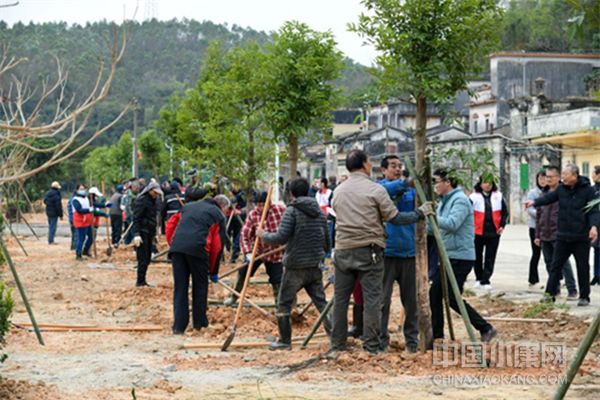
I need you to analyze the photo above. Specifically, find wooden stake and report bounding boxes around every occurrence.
[216,280,276,323]
[301,298,333,348]
[184,339,328,350]
[4,221,28,256]
[0,236,44,345]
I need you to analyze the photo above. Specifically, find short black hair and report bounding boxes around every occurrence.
[346,149,368,172]
[289,178,309,198]
[320,177,328,188]
[545,165,560,175]
[381,155,400,169]
[535,170,546,190]
[254,190,268,203]
[474,175,498,193]
[595,165,600,175]
[433,168,458,188]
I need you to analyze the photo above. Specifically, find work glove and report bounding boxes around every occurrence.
[245,254,252,264]
[417,201,435,217]
[327,273,335,284]
[210,274,219,283]
[133,236,142,247]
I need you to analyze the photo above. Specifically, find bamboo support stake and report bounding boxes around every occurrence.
[0,236,44,345]
[218,246,285,280]
[552,309,600,400]
[486,317,552,323]
[15,324,163,332]
[301,298,333,348]
[184,340,328,350]
[4,221,28,256]
[405,157,485,367]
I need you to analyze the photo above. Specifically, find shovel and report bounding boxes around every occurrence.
[222,186,273,351]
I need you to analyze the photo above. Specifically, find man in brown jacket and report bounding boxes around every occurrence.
[534,166,577,298]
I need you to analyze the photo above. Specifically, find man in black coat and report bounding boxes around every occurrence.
[257,178,332,350]
[166,194,229,334]
[132,182,163,287]
[43,181,63,245]
[526,164,600,306]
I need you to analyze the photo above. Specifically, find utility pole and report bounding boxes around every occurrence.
[131,98,139,178]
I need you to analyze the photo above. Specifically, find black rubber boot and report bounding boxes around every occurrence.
[269,315,292,350]
[348,304,364,338]
[224,273,244,306]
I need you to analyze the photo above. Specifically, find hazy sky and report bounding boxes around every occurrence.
[0,0,379,65]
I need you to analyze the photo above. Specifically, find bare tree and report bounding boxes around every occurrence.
[0,29,129,184]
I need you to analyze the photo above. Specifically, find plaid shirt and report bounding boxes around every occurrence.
[241,204,286,263]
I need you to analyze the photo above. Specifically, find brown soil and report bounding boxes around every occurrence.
[1,231,599,399]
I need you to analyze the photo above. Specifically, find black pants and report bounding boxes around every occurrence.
[541,241,577,295]
[430,259,492,339]
[528,228,541,284]
[474,235,500,285]
[110,214,123,245]
[278,267,328,319]
[171,251,209,332]
[238,259,283,285]
[135,230,154,285]
[381,257,418,349]
[545,240,590,301]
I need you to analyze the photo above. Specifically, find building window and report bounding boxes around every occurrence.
[485,119,489,132]
[583,162,590,177]
[473,120,478,134]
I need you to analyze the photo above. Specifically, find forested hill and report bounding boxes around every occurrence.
[0,19,371,145]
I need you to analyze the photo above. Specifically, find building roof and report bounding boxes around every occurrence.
[490,52,600,60]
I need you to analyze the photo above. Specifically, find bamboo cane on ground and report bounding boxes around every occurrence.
[221,186,273,351]
[216,280,276,324]
[405,157,485,367]
[0,236,44,345]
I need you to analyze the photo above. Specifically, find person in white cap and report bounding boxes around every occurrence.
[44,181,63,245]
[132,182,163,287]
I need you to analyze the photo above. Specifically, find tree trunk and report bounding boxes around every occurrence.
[246,128,257,209]
[415,95,433,350]
[288,133,298,181]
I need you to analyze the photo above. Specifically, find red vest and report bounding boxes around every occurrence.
[470,191,502,235]
[72,197,92,228]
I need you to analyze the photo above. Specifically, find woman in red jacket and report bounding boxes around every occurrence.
[469,175,508,290]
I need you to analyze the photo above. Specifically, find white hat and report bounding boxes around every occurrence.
[89,187,103,197]
[51,181,61,189]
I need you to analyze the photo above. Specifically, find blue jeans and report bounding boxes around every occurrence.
[75,226,93,257]
[47,216,58,244]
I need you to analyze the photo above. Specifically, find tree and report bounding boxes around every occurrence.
[351,0,503,348]
[138,129,169,178]
[264,21,344,179]
[0,29,128,184]
[174,41,274,193]
[82,131,132,184]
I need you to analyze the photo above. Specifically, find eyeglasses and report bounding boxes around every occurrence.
[545,174,559,178]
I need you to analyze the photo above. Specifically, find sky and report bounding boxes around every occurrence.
[0,0,379,66]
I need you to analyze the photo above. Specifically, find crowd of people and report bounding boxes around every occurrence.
[41,151,600,355]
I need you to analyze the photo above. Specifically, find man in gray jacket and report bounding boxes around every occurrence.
[257,177,331,350]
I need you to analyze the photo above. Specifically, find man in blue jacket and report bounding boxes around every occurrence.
[430,168,496,342]
[43,181,63,245]
[377,155,418,353]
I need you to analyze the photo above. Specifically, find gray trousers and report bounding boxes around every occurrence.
[277,267,328,317]
[541,240,577,294]
[331,245,384,353]
[380,257,418,349]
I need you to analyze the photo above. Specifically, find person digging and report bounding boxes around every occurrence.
[223,191,285,307]
[256,178,332,350]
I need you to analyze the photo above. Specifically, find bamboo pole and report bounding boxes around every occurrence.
[15,325,163,332]
[552,309,600,400]
[486,317,552,323]
[405,157,485,367]
[218,246,285,280]
[216,280,276,323]
[0,236,44,345]
[184,340,328,350]
[301,298,333,348]
[4,221,28,256]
